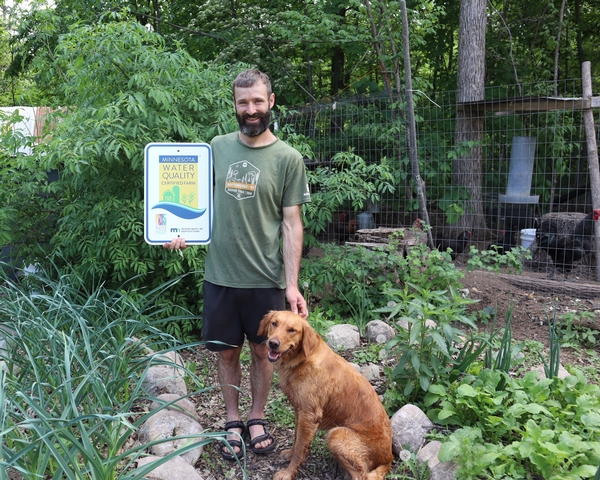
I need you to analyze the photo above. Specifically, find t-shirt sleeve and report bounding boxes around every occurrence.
[283,155,311,207]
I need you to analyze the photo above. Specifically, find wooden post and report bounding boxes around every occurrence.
[581,61,600,281]
[399,0,433,246]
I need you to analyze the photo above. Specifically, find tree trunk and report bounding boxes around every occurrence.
[453,0,487,237]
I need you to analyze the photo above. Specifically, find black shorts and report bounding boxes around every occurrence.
[202,281,285,352]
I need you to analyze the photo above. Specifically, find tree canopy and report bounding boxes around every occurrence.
[5,0,600,106]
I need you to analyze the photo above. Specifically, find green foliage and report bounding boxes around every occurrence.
[433,369,600,479]
[466,245,532,275]
[300,238,469,338]
[395,447,431,480]
[301,242,400,322]
[540,306,562,380]
[395,241,465,292]
[557,309,599,349]
[483,302,522,392]
[306,305,339,337]
[0,266,235,479]
[377,282,482,405]
[302,149,396,240]
[352,343,384,366]
[1,21,245,339]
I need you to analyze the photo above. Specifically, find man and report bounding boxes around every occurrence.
[164,69,311,460]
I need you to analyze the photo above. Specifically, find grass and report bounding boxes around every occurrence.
[0,265,243,480]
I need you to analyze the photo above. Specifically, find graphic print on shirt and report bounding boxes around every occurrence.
[225,161,260,200]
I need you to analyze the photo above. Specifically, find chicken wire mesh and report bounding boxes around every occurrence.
[279,77,600,298]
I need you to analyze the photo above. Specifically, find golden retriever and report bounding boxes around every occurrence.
[258,311,393,480]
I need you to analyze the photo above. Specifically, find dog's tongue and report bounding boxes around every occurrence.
[268,350,282,362]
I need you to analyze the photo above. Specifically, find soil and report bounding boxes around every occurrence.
[181,268,600,480]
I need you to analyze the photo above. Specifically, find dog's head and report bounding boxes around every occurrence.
[258,310,321,363]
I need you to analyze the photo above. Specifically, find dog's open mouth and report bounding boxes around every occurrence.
[267,350,283,363]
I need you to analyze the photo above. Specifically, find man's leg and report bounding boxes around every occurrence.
[218,345,244,454]
[247,341,275,450]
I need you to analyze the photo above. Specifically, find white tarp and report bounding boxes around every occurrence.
[0,106,58,155]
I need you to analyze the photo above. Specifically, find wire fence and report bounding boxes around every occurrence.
[281,77,600,298]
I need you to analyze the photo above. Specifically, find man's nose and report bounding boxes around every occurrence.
[246,102,257,115]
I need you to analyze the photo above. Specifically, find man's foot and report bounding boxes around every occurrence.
[247,418,277,454]
[221,420,246,461]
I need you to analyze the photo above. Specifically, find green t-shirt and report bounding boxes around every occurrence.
[204,132,311,288]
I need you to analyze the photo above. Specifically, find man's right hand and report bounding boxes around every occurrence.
[163,237,187,250]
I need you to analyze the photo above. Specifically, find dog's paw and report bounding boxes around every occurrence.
[274,470,294,480]
[279,448,292,460]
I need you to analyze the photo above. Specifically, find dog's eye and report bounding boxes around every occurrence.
[287,328,296,333]
[271,322,277,327]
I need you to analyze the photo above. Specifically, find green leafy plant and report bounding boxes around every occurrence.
[306,305,339,337]
[0,266,243,479]
[466,245,532,275]
[1,20,245,340]
[483,301,522,391]
[434,368,600,479]
[557,309,598,348]
[392,447,431,479]
[377,282,482,405]
[539,305,562,379]
[352,343,384,365]
[302,149,396,240]
[301,242,402,321]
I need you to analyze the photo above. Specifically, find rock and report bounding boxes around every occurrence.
[397,319,437,331]
[325,324,360,349]
[136,455,204,480]
[358,363,382,382]
[150,394,199,421]
[530,363,570,379]
[138,410,205,465]
[143,365,187,397]
[391,404,434,454]
[417,440,457,480]
[151,350,186,369]
[365,320,395,343]
[349,362,382,382]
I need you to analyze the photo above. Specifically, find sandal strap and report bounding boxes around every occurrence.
[224,439,244,449]
[246,418,267,428]
[250,433,271,447]
[224,420,246,431]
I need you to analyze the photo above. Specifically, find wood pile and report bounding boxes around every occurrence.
[346,227,427,255]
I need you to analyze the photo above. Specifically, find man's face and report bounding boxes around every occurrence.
[234,82,275,137]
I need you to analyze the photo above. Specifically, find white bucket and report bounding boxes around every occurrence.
[520,229,536,249]
[357,212,374,230]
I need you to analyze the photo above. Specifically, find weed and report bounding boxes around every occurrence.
[352,344,384,365]
[389,447,430,479]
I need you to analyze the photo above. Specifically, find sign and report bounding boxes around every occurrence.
[144,143,213,244]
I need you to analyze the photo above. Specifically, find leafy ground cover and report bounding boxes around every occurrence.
[181,270,600,479]
[2,257,599,480]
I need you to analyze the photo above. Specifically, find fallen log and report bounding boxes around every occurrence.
[476,270,600,299]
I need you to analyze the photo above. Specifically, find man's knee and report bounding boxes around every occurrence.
[219,346,242,365]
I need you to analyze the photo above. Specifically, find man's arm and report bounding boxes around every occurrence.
[282,205,308,318]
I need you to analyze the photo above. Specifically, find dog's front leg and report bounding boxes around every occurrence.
[275,410,320,480]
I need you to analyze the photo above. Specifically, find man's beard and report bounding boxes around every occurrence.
[236,109,271,137]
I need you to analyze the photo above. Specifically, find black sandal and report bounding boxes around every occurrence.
[221,420,247,461]
[247,418,277,454]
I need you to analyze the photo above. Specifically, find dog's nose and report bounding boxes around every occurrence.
[268,339,280,350]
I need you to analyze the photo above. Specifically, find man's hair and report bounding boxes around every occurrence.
[232,69,272,97]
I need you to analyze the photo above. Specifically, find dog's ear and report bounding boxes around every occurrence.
[257,311,276,336]
[301,318,321,358]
